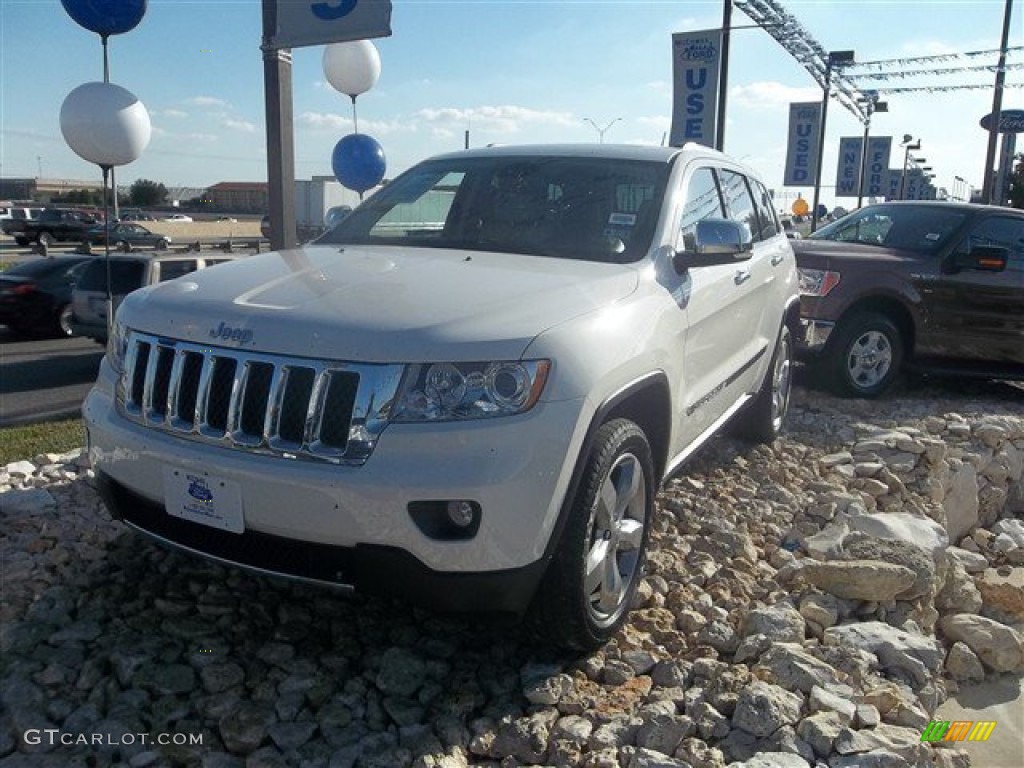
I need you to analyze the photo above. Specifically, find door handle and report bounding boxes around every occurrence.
[734,269,751,285]
[771,252,786,266]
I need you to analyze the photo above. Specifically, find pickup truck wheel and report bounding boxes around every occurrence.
[827,312,903,398]
[529,418,654,650]
[732,325,793,443]
[37,232,54,248]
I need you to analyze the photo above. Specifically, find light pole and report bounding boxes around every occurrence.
[855,93,888,208]
[898,136,921,200]
[812,50,855,232]
[583,117,622,144]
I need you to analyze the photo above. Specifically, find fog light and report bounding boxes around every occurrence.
[408,500,481,540]
[447,500,476,528]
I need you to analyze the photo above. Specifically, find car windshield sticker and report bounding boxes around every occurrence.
[609,213,636,226]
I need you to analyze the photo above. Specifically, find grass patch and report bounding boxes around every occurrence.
[0,418,86,466]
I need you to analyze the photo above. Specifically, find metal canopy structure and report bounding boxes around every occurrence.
[734,0,869,122]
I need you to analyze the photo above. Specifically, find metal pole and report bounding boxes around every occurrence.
[856,108,871,208]
[810,61,831,232]
[261,0,297,250]
[981,0,1013,204]
[899,145,910,200]
[715,0,732,151]
[102,165,113,338]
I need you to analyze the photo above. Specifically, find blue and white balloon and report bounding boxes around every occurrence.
[61,0,147,36]
[332,134,386,193]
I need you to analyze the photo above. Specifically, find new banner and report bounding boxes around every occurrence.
[835,136,893,198]
[783,102,822,187]
[669,30,722,148]
[267,0,392,50]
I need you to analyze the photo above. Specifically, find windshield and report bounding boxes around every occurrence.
[318,155,669,263]
[811,204,969,254]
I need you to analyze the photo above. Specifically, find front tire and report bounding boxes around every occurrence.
[826,311,904,397]
[529,419,654,651]
[732,324,793,443]
[37,232,54,248]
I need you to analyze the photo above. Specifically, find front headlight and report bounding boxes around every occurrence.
[393,360,550,422]
[106,317,128,374]
[798,268,841,297]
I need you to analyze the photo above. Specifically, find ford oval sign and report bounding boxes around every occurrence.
[979,109,1024,134]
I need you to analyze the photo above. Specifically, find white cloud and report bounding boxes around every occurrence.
[187,96,229,109]
[415,105,575,134]
[159,109,188,119]
[296,112,411,136]
[730,81,821,109]
[223,118,257,134]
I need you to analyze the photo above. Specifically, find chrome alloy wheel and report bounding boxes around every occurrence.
[584,452,647,626]
[770,331,793,432]
[847,330,893,389]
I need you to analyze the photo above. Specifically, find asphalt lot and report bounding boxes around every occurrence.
[0,330,103,427]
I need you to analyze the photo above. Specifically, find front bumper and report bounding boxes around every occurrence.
[83,357,590,613]
[798,318,835,353]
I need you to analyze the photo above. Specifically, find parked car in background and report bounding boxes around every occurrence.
[794,201,1024,397]
[1,206,44,237]
[163,213,193,223]
[17,207,100,247]
[120,212,157,222]
[86,222,172,252]
[82,143,800,650]
[0,255,92,337]
[71,252,240,343]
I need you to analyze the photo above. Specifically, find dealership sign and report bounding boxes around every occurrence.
[783,102,822,187]
[835,136,892,198]
[669,29,723,148]
[979,109,1024,134]
[266,0,392,50]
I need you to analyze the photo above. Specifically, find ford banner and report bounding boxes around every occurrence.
[834,136,893,198]
[783,102,822,187]
[669,30,723,148]
[266,0,392,50]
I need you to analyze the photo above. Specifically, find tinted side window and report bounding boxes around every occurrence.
[78,259,146,293]
[750,179,780,239]
[959,215,1024,275]
[679,167,724,251]
[718,170,758,242]
[157,260,199,282]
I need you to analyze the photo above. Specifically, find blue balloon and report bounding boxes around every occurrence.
[61,0,147,36]
[332,134,386,193]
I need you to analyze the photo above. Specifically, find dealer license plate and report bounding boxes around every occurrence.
[163,467,244,534]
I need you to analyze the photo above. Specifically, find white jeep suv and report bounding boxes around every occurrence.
[84,144,799,650]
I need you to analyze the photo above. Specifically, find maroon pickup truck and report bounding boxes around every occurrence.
[794,202,1023,397]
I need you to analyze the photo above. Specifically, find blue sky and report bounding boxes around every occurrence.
[1,0,1021,209]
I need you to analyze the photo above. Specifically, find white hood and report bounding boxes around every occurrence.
[118,245,639,362]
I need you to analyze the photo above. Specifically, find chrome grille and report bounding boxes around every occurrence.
[118,331,404,464]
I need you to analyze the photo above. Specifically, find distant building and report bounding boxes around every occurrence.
[0,177,103,202]
[204,182,269,213]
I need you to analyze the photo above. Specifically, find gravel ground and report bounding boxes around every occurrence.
[1,373,1022,768]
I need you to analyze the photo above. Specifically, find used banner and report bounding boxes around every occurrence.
[783,102,822,187]
[266,0,392,50]
[669,29,723,148]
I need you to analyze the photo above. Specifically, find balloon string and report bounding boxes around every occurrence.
[351,95,358,134]
[102,34,109,82]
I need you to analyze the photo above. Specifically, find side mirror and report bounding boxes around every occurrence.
[949,244,1008,273]
[673,218,753,273]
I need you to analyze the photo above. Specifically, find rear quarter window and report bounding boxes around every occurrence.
[78,259,147,294]
[156,260,199,282]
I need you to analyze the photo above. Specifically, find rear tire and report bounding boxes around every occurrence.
[116,240,132,253]
[54,304,75,337]
[528,418,654,651]
[732,324,793,443]
[38,232,54,248]
[826,311,903,398]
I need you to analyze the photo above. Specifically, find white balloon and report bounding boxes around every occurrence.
[60,82,151,167]
[322,40,381,98]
